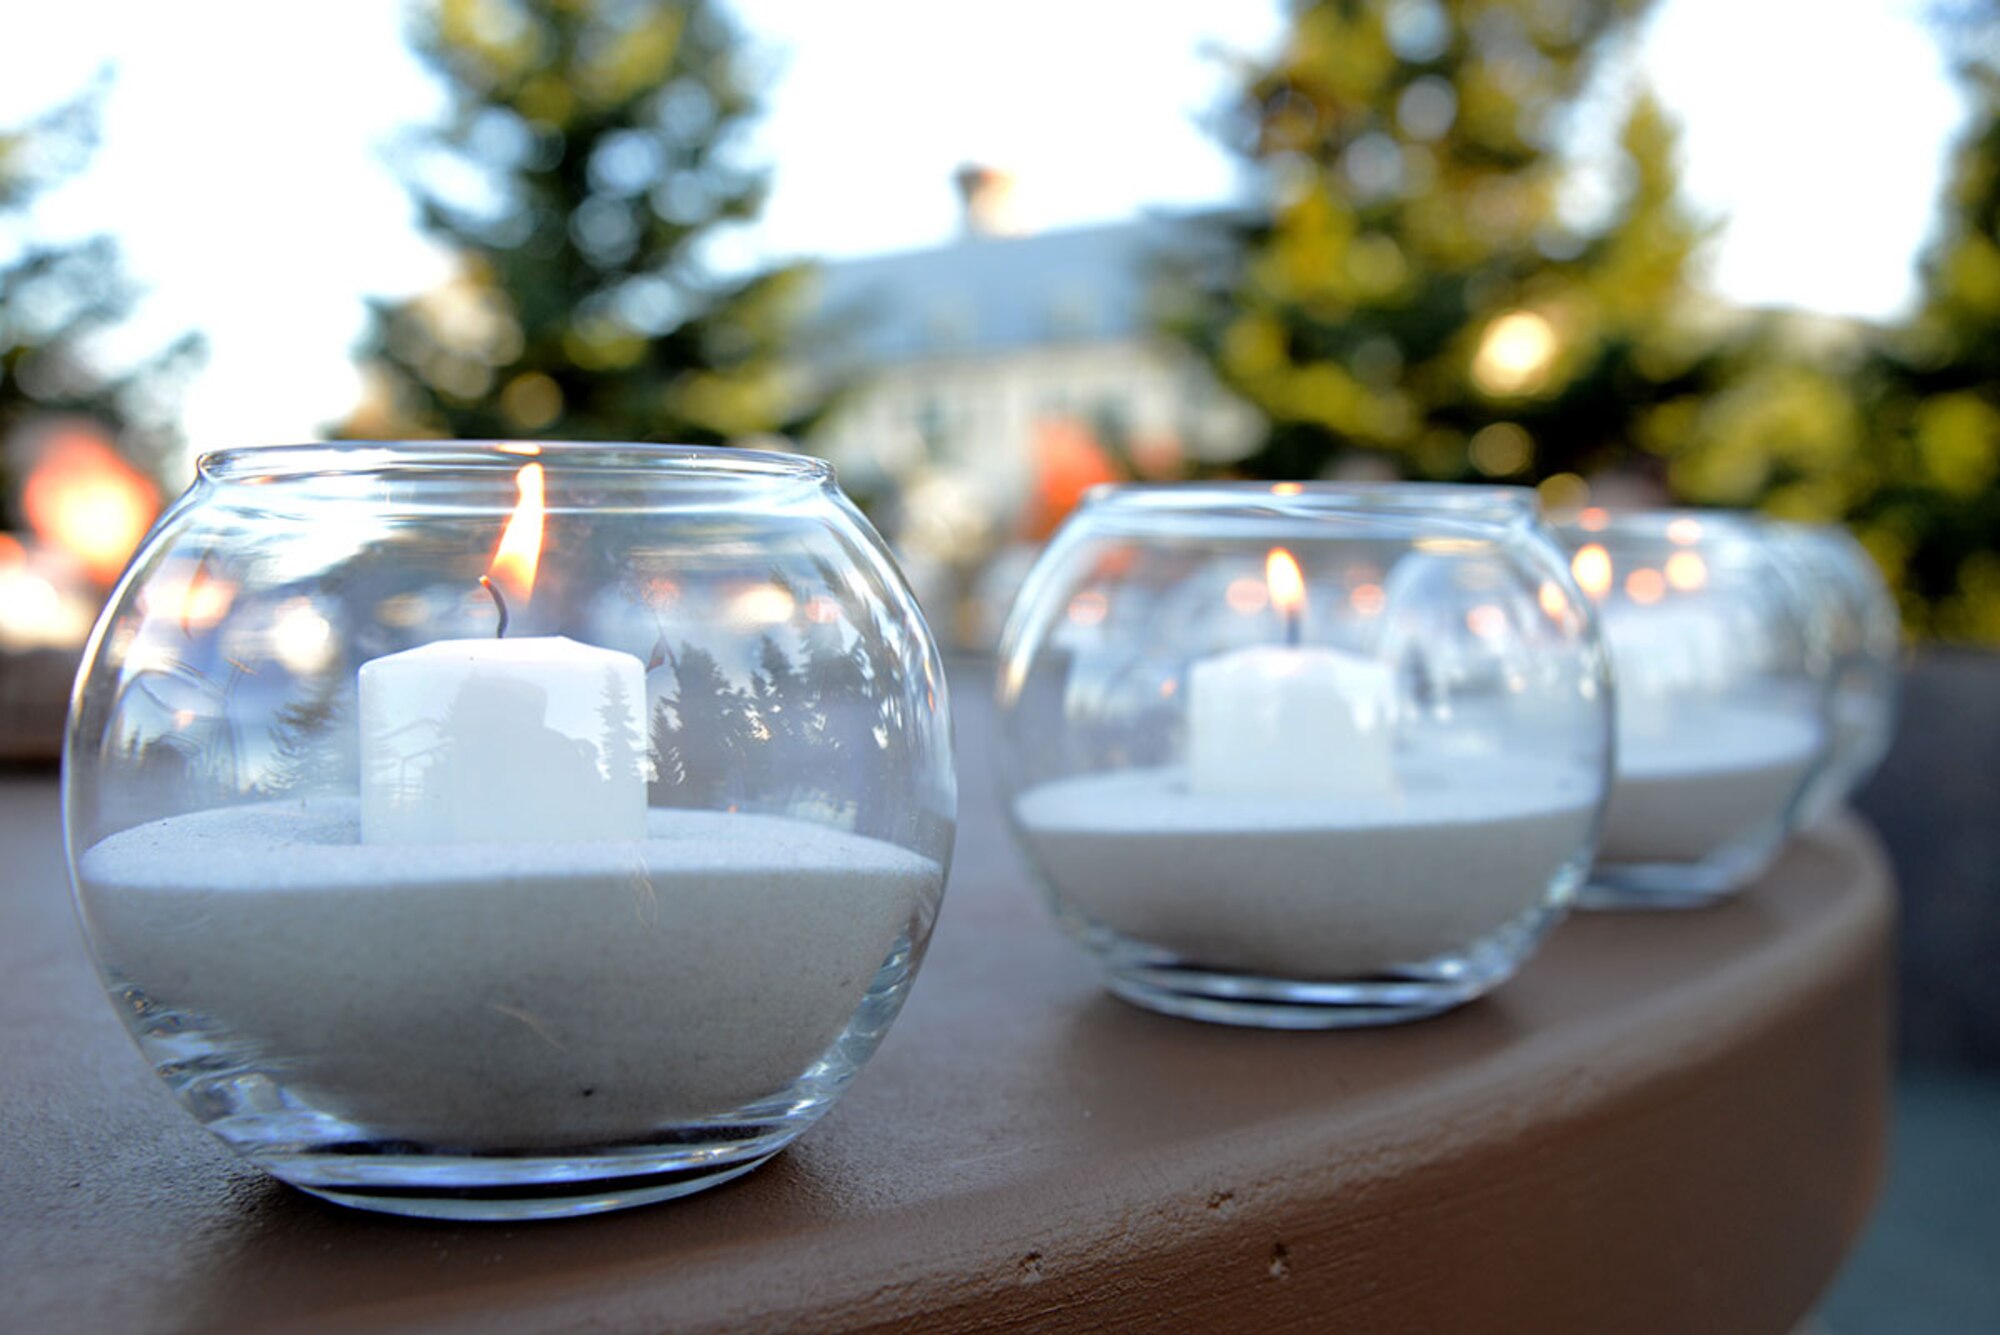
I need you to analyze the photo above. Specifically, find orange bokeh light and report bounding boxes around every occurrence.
[19,424,161,585]
[1625,568,1667,605]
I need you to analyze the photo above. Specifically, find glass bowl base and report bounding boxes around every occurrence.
[261,1132,798,1221]
[1584,850,1775,910]
[1073,903,1559,1030]
[1102,964,1485,1029]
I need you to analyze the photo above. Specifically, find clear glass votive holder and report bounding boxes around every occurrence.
[63,443,956,1220]
[994,483,1611,1028]
[1769,521,1900,825]
[1555,509,1829,908]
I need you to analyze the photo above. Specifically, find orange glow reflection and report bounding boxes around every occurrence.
[1271,481,1304,497]
[1625,568,1666,604]
[1066,590,1109,626]
[1666,517,1703,546]
[1578,507,1609,532]
[487,463,546,607]
[1350,583,1386,616]
[1225,576,1268,614]
[143,564,235,633]
[1538,581,1569,620]
[1465,604,1508,638]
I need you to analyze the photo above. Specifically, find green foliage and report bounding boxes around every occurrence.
[0,82,201,504]
[1849,52,2000,642]
[1165,0,1726,488]
[341,0,824,443]
[1167,0,2000,642]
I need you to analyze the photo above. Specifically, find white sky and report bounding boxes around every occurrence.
[0,0,1973,453]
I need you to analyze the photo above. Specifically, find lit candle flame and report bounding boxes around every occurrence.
[487,462,546,609]
[1267,547,1306,645]
[1665,550,1707,591]
[1571,543,1613,599]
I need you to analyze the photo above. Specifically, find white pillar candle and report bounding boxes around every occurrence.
[1185,551,1397,800]
[1186,644,1398,799]
[359,636,649,845]
[1600,601,1735,740]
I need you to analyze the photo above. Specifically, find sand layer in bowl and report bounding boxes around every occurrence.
[1013,757,1598,979]
[77,800,941,1148]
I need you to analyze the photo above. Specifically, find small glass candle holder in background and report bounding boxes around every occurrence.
[1555,510,1828,908]
[63,443,955,1220]
[994,483,1611,1028]
[1768,521,1901,825]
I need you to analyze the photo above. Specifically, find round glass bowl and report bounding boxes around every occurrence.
[64,443,956,1220]
[1555,510,1828,908]
[994,483,1611,1028]
[1770,521,1900,824]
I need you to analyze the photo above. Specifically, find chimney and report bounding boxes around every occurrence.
[954,163,1022,237]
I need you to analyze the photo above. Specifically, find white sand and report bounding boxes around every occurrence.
[1012,758,1598,979]
[77,802,941,1148]
[1599,709,1822,865]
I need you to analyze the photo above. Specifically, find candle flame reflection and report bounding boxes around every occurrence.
[1066,590,1109,626]
[1665,551,1707,591]
[488,462,546,607]
[1224,576,1268,614]
[1625,568,1666,604]
[1538,581,1569,620]
[1571,543,1613,599]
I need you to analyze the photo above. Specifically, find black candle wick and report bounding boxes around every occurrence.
[479,575,510,639]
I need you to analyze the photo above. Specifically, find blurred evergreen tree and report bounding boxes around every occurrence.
[1845,7,2000,641]
[1162,0,1731,492]
[341,0,824,443]
[263,675,356,796]
[0,83,202,508]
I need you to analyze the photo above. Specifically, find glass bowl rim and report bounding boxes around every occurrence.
[1546,506,1773,546]
[1082,480,1540,512]
[195,440,835,485]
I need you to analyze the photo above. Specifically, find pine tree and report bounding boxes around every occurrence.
[0,83,201,505]
[1848,22,2000,641]
[649,643,756,807]
[338,0,822,443]
[264,674,355,796]
[1163,0,1730,491]
[598,664,646,788]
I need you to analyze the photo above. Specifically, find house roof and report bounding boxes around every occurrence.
[811,213,1219,366]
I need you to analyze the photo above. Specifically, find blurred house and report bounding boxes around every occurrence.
[804,170,1259,647]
